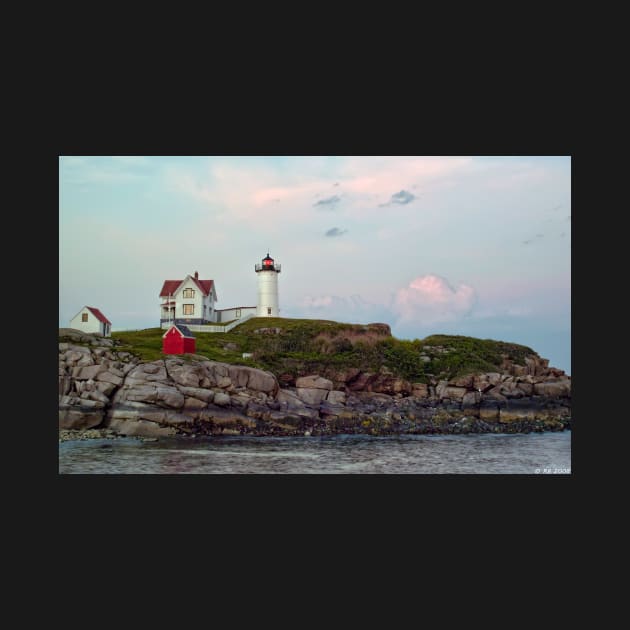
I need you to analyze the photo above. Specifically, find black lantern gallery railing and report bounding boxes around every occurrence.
[255,263,281,272]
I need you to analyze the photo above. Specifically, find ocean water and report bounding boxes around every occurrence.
[58,431,571,474]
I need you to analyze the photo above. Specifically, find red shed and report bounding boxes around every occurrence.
[162,324,196,355]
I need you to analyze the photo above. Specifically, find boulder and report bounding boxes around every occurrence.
[67,344,92,355]
[277,389,306,409]
[511,364,528,377]
[213,392,231,406]
[76,353,95,367]
[211,363,229,377]
[525,357,542,376]
[199,375,216,388]
[438,385,467,401]
[128,364,168,382]
[289,406,319,420]
[177,387,215,403]
[486,373,502,386]
[59,396,105,409]
[245,369,278,394]
[122,385,158,404]
[498,381,524,398]
[106,417,176,437]
[450,375,473,388]
[295,375,333,390]
[462,391,481,407]
[155,386,185,408]
[319,401,344,418]
[82,390,110,404]
[533,380,570,397]
[59,376,72,396]
[230,393,253,409]
[411,383,429,398]
[370,377,412,395]
[59,408,104,430]
[228,366,250,388]
[168,364,202,388]
[331,367,361,384]
[296,387,329,406]
[347,372,376,391]
[435,380,450,399]
[485,386,507,402]
[96,371,123,386]
[327,390,347,405]
[72,364,107,380]
[515,382,534,396]
[184,397,208,410]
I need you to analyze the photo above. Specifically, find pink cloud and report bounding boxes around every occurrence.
[169,157,475,216]
[340,157,472,194]
[393,274,476,325]
[293,274,476,328]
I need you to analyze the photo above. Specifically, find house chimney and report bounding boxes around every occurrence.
[194,271,198,280]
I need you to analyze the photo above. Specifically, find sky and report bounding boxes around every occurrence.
[59,156,571,373]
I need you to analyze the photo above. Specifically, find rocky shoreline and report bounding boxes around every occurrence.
[59,428,158,443]
[59,335,571,440]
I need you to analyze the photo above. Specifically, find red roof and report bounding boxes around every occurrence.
[86,307,111,325]
[159,277,215,298]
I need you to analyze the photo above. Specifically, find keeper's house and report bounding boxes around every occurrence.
[159,271,217,325]
[159,271,256,326]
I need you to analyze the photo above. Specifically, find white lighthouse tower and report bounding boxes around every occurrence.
[255,252,281,317]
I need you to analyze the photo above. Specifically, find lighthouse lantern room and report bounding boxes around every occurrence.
[255,253,281,317]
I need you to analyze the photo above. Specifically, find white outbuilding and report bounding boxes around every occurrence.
[69,306,112,337]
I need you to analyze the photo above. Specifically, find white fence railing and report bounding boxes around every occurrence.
[160,313,256,334]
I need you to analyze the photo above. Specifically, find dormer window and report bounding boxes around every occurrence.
[183,288,195,298]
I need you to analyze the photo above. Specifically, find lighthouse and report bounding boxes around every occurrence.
[255,252,281,317]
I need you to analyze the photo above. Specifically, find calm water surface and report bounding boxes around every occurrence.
[59,431,571,474]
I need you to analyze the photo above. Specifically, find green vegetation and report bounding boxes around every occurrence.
[62,318,538,382]
[421,334,536,378]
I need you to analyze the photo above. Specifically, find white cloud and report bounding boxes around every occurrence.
[290,294,391,325]
[109,156,148,165]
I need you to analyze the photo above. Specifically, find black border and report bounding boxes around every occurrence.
[49,98,579,539]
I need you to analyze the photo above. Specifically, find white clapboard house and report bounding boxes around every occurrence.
[159,272,218,325]
[69,306,112,337]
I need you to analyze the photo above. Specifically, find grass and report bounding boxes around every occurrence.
[67,317,539,382]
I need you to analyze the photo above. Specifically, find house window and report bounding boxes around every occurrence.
[267,308,272,315]
[183,288,195,298]
[82,313,88,322]
[183,304,194,315]
[235,309,241,318]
